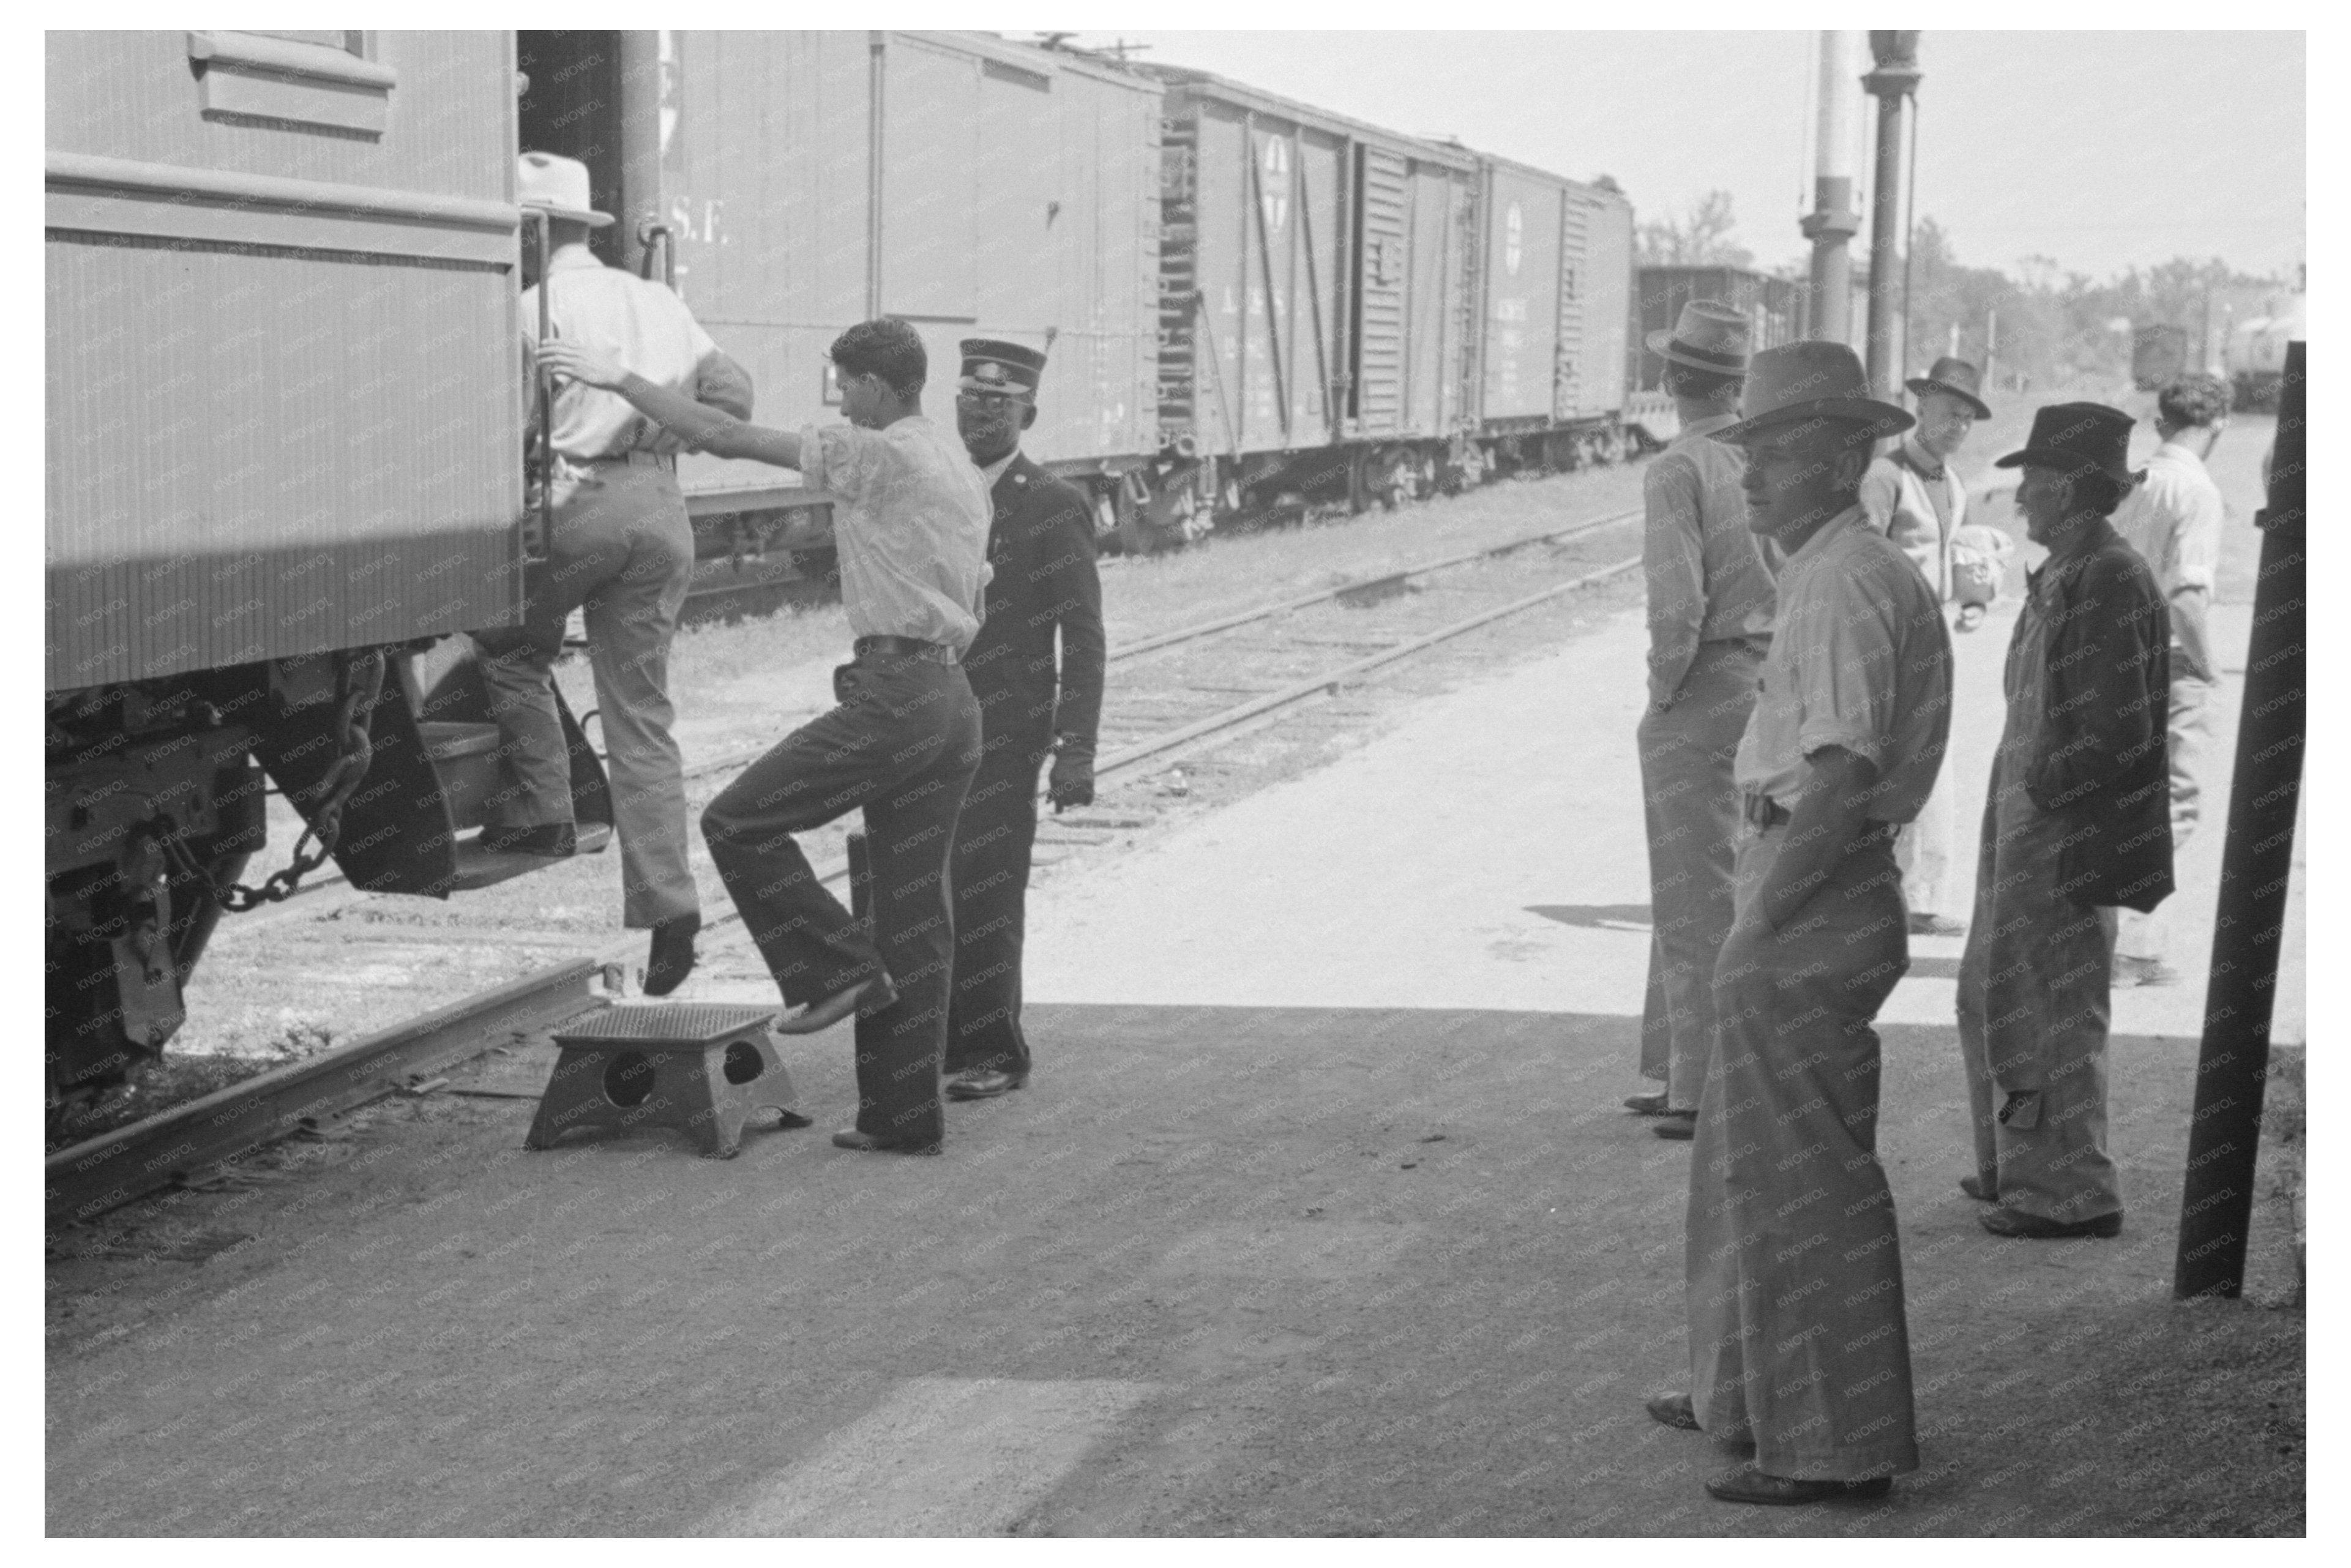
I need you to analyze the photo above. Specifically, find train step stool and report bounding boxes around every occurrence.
[525,1002,812,1159]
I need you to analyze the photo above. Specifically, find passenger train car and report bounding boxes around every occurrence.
[45,29,1648,1128]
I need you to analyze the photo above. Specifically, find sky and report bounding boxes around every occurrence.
[1064,29,2306,285]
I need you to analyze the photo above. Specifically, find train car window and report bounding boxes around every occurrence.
[187,31,395,136]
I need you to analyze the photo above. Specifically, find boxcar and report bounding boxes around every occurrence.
[1140,67,1498,538]
[516,30,1164,586]
[45,30,531,1129]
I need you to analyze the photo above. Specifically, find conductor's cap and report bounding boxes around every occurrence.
[959,338,1047,394]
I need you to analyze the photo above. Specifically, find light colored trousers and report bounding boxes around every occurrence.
[1894,753,1957,920]
[1637,640,1762,1110]
[1955,751,2124,1224]
[1687,820,1919,1482]
[2115,676,2219,964]
[474,458,698,928]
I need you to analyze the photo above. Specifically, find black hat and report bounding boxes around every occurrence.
[1994,402,2142,487]
[959,338,1047,395]
[1906,356,1991,420]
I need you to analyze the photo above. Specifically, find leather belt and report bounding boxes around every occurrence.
[853,635,959,666]
[1744,793,1899,841]
[575,450,670,469]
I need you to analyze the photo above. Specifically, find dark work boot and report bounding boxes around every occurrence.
[643,913,700,997]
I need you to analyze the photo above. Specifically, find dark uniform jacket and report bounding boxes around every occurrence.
[962,454,1105,756]
[2018,523,2175,914]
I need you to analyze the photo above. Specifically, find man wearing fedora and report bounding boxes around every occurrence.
[1626,301,1776,1141]
[1645,341,1950,1506]
[472,151,753,997]
[1956,404,2173,1239]
[943,339,1107,1102]
[538,317,990,1155]
[2109,374,2231,987]
[1861,356,1992,938]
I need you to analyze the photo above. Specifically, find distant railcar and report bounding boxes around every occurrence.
[1466,152,1633,472]
[2224,292,2303,411]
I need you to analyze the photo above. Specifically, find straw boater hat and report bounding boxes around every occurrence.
[1716,341,1914,446]
[1906,355,1992,420]
[1994,403,2142,488]
[959,338,1048,395]
[1645,299,1751,375]
[516,151,613,228]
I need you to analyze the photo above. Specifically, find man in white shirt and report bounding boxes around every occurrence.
[2109,375,2230,986]
[474,152,753,998]
[541,316,990,1155]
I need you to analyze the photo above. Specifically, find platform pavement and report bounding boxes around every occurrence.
[1023,599,2299,1048]
[48,597,2303,1537]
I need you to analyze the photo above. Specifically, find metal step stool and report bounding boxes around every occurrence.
[525,1002,810,1159]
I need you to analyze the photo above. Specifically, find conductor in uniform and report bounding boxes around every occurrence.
[944,340,1107,1100]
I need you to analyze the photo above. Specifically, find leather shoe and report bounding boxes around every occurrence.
[1907,911,1965,937]
[1652,1110,1697,1140]
[1979,1206,2121,1239]
[1959,1174,1996,1202]
[1645,1392,1700,1432]
[1705,1464,1891,1506]
[479,822,576,857]
[774,972,897,1036]
[831,1128,940,1155]
[642,914,699,997]
[1623,1091,1670,1116]
[946,1067,1028,1100]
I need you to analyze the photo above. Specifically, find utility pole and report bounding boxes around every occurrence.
[1862,31,1921,397]
[2174,340,2305,1299]
[1984,305,1998,389]
[1801,31,1864,346]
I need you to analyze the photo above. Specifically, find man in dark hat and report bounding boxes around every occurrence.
[1644,340,1951,1507]
[2109,374,2230,987]
[1626,301,1777,1141]
[1956,403,2172,1238]
[1861,356,1992,936]
[943,340,1107,1101]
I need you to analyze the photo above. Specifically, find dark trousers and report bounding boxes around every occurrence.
[944,731,1051,1077]
[701,652,981,1148]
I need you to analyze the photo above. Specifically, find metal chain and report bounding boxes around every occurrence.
[171,651,385,912]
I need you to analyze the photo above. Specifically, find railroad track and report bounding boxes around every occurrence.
[47,509,1643,1225]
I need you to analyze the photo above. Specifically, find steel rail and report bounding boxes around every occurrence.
[47,961,604,1226]
[53,542,1641,1223]
[680,504,1642,784]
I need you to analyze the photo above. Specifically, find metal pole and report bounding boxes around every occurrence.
[1862,31,1919,397]
[1986,304,1997,389]
[865,32,886,318]
[1801,31,1863,344]
[2173,340,2305,1298]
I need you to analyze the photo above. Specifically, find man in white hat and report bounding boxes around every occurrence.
[1643,340,1952,1506]
[1626,300,1776,1141]
[473,151,752,997]
[1859,356,1994,938]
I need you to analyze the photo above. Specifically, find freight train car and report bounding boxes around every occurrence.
[1138,67,1481,545]
[44,30,551,1133]
[517,29,1164,589]
[1465,153,1634,476]
[2225,291,2304,411]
